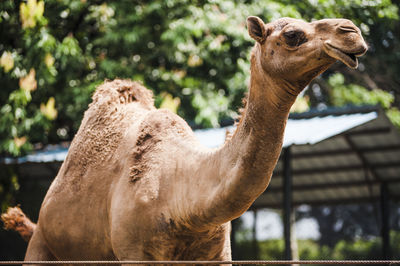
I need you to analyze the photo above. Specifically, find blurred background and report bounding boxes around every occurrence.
[1,0,400,263]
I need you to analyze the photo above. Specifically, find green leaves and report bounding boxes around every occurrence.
[19,0,45,29]
[328,73,400,126]
[159,92,181,113]
[1,0,399,157]
[0,0,66,156]
[192,89,231,127]
[0,51,14,73]
[40,97,57,120]
[19,68,37,92]
[329,73,393,108]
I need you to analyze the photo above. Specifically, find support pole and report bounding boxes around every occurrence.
[290,209,299,266]
[231,218,238,259]
[380,182,391,260]
[283,147,293,261]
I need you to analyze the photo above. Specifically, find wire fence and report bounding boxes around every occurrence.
[0,260,400,265]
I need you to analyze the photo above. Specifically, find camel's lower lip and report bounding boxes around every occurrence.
[323,42,359,69]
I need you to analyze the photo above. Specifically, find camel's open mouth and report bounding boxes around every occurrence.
[323,42,364,69]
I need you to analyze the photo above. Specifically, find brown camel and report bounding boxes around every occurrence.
[2,16,367,264]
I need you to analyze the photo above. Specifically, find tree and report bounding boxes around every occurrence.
[2,0,399,158]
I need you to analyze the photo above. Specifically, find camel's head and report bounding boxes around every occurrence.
[247,16,368,90]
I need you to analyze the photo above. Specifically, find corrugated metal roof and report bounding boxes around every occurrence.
[193,111,378,148]
[283,111,377,146]
[1,145,68,164]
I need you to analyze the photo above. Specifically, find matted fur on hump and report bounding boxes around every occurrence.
[91,79,154,108]
[64,79,155,185]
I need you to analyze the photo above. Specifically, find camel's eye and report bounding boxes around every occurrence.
[283,30,307,47]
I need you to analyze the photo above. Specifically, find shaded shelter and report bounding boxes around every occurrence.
[195,105,400,259]
[274,106,400,260]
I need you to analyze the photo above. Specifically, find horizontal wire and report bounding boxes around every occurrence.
[0,260,400,265]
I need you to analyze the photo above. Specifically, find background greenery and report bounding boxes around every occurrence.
[1,0,400,261]
[232,203,400,261]
[1,0,400,157]
[234,230,400,262]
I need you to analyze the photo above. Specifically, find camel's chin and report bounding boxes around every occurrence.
[323,42,359,69]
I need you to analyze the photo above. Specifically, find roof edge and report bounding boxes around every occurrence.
[289,105,380,120]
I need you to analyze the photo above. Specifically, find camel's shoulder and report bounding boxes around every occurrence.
[125,108,196,183]
[156,108,190,126]
[134,108,194,139]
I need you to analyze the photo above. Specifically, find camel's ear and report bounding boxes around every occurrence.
[247,16,269,43]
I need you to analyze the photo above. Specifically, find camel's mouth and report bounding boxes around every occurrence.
[323,42,366,69]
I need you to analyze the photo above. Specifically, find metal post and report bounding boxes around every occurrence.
[283,147,293,261]
[380,182,391,259]
[231,218,238,259]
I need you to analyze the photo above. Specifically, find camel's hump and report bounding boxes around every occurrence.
[91,79,154,109]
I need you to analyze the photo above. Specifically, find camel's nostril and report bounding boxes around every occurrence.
[338,26,357,33]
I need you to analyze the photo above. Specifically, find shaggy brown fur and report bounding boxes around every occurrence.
[1,206,36,241]
[3,17,367,265]
[54,79,156,192]
[91,79,154,108]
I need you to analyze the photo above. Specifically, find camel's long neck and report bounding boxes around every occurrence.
[228,48,298,177]
[203,48,298,225]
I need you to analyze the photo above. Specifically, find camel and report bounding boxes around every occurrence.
[2,16,367,265]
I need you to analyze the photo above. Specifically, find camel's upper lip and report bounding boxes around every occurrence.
[323,42,366,69]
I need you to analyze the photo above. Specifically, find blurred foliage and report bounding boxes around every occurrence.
[234,230,400,262]
[296,203,400,248]
[0,0,399,157]
[329,73,394,109]
[327,72,400,128]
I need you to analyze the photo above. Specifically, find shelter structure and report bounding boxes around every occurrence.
[195,105,400,260]
[1,105,399,260]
